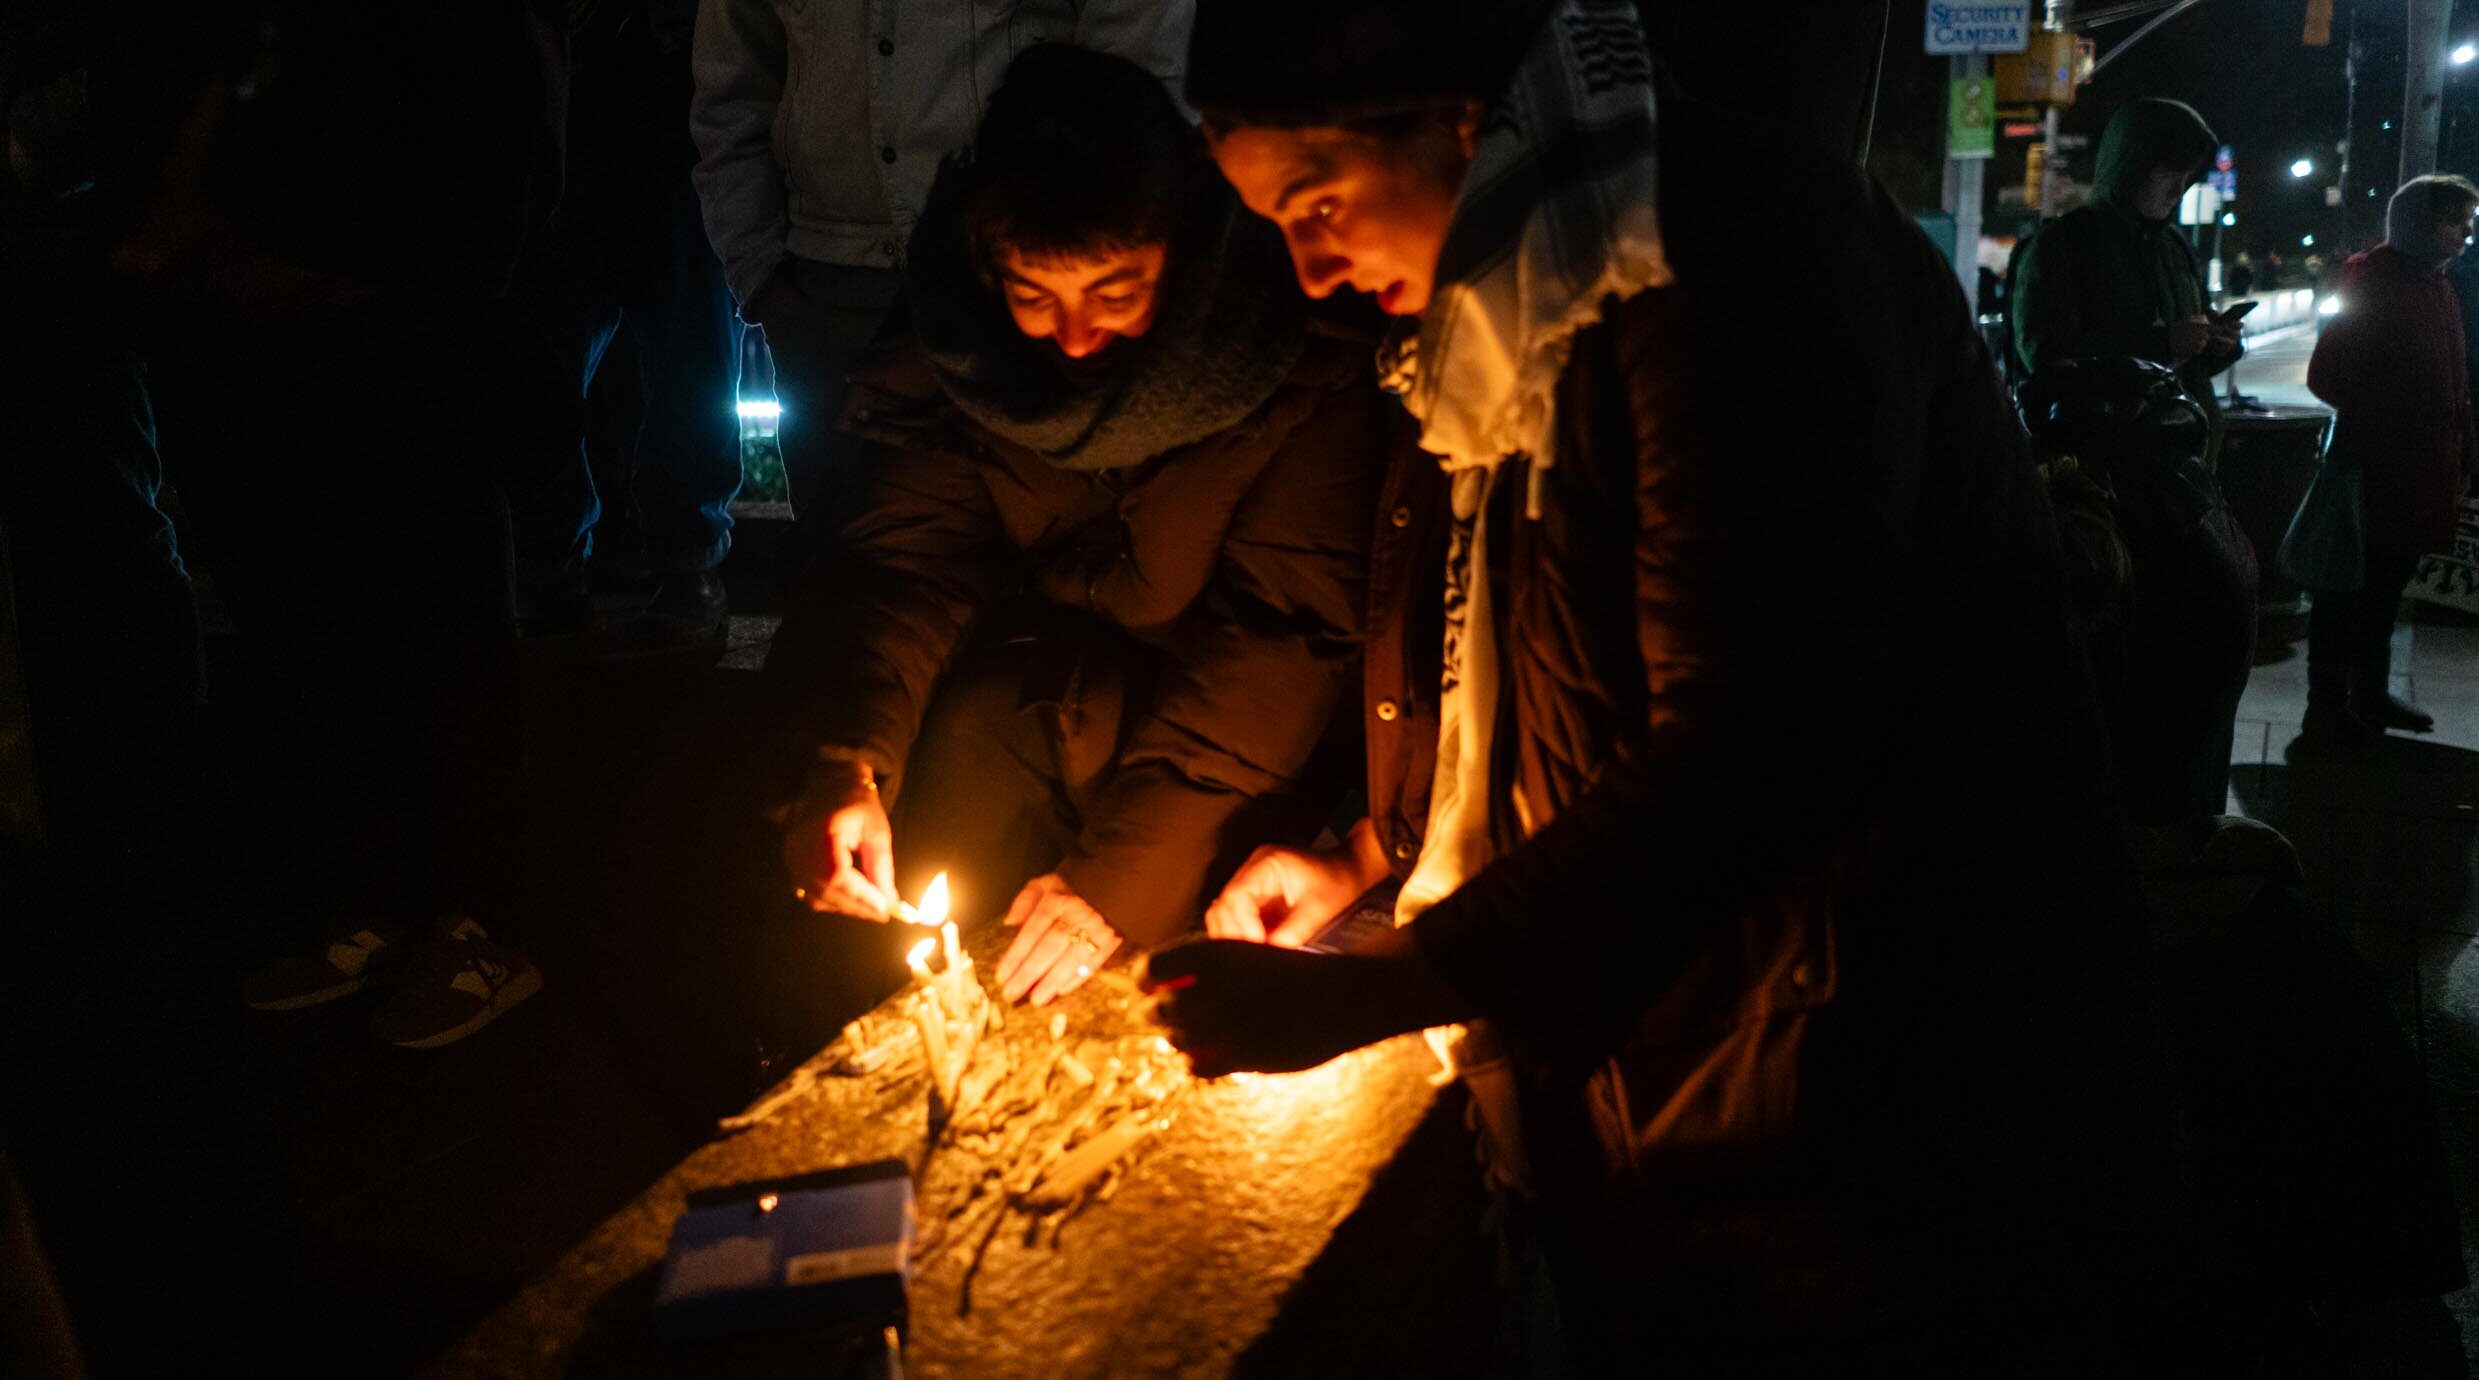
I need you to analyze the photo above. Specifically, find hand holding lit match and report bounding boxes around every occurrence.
[783,758,899,919]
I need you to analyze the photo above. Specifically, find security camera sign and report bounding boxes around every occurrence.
[1925,2,2032,54]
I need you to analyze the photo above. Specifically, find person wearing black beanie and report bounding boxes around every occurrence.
[1152,0,2190,1371]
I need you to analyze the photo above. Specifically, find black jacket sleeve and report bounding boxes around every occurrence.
[770,429,1005,793]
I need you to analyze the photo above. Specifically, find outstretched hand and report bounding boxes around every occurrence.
[1142,931,1469,1078]
[995,874,1121,1006]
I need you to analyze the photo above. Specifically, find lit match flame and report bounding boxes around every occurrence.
[905,937,935,977]
[919,872,950,926]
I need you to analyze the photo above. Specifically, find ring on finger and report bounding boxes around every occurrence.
[1067,930,1103,952]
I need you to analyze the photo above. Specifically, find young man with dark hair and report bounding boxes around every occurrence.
[1149,0,2186,1368]
[2302,173,2479,741]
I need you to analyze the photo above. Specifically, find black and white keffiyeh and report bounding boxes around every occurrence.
[1394,1,1669,944]
[1389,0,1671,485]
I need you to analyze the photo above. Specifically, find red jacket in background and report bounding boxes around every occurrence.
[2309,245,2479,565]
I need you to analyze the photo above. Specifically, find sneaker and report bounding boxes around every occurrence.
[640,569,729,644]
[243,926,407,1011]
[591,569,728,660]
[370,915,543,1049]
[2364,693,2436,734]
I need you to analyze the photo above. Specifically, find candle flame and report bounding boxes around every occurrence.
[905,937,935,977]
[920,872,951,927]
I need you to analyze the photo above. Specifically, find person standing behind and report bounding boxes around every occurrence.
[0,0,203,921]
[512,0,744,653]
[2443,233,2479,426]
[2302,174,2479,741]
[2014,98,2240,460]
[689,0,1190,512]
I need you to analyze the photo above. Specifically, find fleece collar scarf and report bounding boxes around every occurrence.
[1384,0,1671,497]
[907,166,1307,471]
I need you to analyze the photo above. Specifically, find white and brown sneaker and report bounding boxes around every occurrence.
[370,915,543,1050]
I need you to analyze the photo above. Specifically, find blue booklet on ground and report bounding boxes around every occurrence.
[653,1159,914,1340]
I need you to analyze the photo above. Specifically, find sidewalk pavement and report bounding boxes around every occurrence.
[2233,607,2479,1365]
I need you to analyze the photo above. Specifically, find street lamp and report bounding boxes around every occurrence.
[2454,41,2477,65]
[2302,234,2317,247]
[2290,157,2316,178]
[2221,212,2237,226]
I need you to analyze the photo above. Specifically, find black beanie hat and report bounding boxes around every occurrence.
[1185,0,1558,128]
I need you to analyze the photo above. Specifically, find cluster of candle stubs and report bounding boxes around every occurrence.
[721,872,1186,1299]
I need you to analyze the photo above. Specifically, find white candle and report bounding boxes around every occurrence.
[904,938,951,1119]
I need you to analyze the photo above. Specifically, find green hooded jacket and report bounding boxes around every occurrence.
[2013,98,2239,450]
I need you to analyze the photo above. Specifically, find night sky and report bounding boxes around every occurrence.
[2070,0,2354,256]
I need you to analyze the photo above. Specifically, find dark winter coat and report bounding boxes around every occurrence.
[773,272,1396,945]
[2310,245,2479,566]
[1391,100,2179,1360]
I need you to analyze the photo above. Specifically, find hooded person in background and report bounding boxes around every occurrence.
[767,45,1394,1007]
[2014,98,2240,462]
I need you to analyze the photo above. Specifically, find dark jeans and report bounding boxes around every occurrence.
[0,279,202,895]
[152,299,521,923]
[511,24,740,574]
[761,259,903,515]
[2306,549,2420,707]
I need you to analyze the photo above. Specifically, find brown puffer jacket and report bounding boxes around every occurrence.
[1388,102,2182,1356]
[774,317,1397,946]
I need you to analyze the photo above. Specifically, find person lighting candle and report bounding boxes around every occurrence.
[1147,0,2191,1370]
[770,44,1400,1006]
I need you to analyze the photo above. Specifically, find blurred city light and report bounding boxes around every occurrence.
[2290,158,2315,178]
[2319,295,2343,317]
[2453,41,2477,65]
[2301,234,2317,247]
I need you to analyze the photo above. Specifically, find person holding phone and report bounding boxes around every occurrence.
[2014,98,2241,463]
